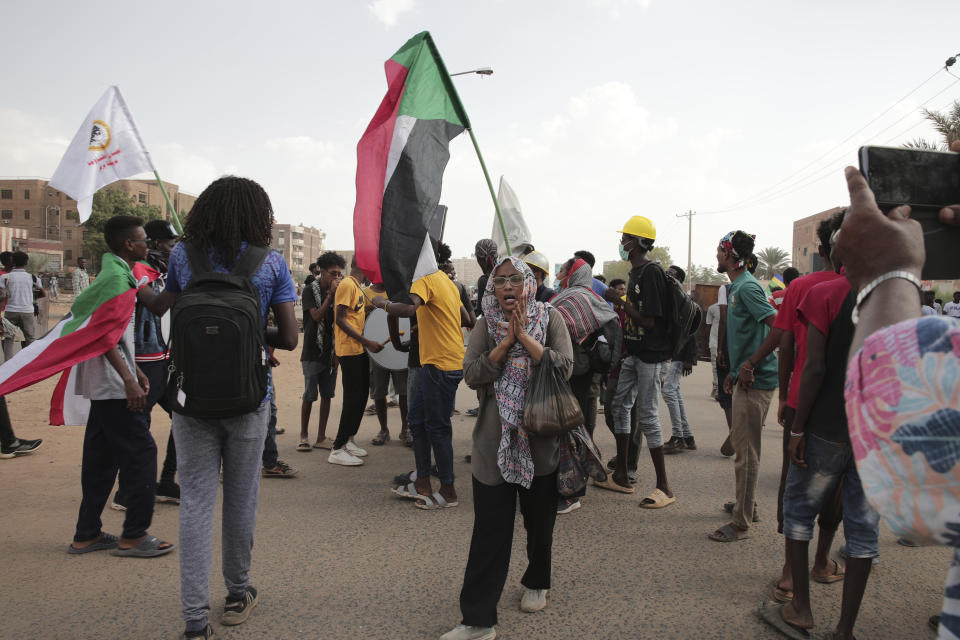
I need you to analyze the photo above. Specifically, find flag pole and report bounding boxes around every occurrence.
[466,128,511,256]
[152,170,183,234]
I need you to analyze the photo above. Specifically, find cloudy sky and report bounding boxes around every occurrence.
[3,0,957,273]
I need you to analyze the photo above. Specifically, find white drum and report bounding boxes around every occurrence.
[362,308,412,371]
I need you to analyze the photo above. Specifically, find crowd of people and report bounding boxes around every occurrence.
[1,160,958,639]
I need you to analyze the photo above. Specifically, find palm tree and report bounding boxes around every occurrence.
[904,100,960,150]
[756,246,790,280]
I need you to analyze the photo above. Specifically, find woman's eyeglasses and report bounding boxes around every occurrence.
[492,274,524,288]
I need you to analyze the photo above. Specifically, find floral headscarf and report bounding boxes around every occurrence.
[719,230,756,270]
[481,256,550,487]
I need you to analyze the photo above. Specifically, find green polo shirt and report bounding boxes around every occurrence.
[726,271,778,390]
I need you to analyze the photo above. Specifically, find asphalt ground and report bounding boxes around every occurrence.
[0,348,949,640]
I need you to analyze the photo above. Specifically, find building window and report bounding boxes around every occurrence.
[23,189,30,200]
[66,210,78,221]
[803,247,808,256]
[65,250,72,261]
[65,230,72,240]
[0,190,11,200]
[23,210,30,220]
[278,238,284,245]
[138,192,147,203]
[1,210,12,220]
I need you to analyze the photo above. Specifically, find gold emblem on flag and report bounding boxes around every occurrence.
[88,120,112,151]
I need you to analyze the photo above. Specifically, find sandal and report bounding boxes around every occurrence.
[371,431,390,446]
[811,559,845,584]
[313,438,333,450]
[68,532,119,555]
[296,440,312,452]
[593,476,635,494]
[399,431,414,447]
[415,493,459,510]
[111,535,175,558]
[392,482,419,499]
[772,580,794,602]
[708,523,751,543]
[640,488,676,509]
[757,601,811,639]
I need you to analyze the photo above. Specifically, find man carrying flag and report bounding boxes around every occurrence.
[48,86,155,223]
[67,215,174,558]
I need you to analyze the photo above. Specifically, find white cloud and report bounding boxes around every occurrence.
[588,0,653,18]
[0,108,69,178]
[369,0,415,28]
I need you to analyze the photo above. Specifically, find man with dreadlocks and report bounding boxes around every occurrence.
[708,230,777,543]
[138,176,299,639]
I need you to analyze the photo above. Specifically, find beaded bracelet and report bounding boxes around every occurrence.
[852,270,921,325]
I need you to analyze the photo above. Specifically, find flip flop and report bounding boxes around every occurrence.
[593,476,635,494]
[399,431,414,447]
[296,440,312,452]
[392,482,419,499]
[811,559,845,584]
[111,535,175,558]
[708,523,751,542]
[757,601,811,640]
[67,532,119,555]
[640,488,676,509]
[415,493,458,510]
[371,432,390,446]
[772,580,794,603]
[313,438,333,450]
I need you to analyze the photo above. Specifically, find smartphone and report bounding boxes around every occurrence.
[859,145,960,280]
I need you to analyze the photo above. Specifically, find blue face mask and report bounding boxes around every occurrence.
[619,240,632,261]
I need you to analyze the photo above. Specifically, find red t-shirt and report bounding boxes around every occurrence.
[798,277,852,338]
[772,271,842,408]
[768,289,786,309]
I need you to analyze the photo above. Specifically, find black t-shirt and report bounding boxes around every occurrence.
[624,261,671,363]
[536,284,556,303]
[304,274,316,286]
[301,281,333,364]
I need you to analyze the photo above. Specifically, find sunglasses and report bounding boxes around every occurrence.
[492,274,524,288]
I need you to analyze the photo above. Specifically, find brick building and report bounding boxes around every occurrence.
[791,206,844,274]
[272,224,325,272]
[0,177,195,269]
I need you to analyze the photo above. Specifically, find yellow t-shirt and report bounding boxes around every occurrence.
[334,276,366,357]
[362,285,388,310]
[410,270,465,371]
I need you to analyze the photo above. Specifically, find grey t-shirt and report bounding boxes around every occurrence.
[75,310,136,400]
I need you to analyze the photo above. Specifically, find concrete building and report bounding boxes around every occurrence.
[272,224,326,273]
[450,257,483,291]
[0,178,195,269]
[792,206,844,275]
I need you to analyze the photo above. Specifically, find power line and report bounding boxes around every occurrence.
[700,75,960,215]
[700,63,954,215]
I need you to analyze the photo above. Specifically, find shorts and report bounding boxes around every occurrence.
[782,433,880,558]
[302,360,337,403]
[369,362,408,399]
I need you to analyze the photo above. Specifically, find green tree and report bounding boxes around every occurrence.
[603,260,631,284]
[648,246,672,268]
[756,246,791,280]
[905,100,960,150]
[689,264,727,285]
[82,188,162,269]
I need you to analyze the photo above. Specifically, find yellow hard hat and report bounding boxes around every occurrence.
[618,216,656,241]
[523,251,550,276]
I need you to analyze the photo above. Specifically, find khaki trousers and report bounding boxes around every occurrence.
[730,385,774,530]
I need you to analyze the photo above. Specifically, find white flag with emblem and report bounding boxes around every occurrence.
[493,176,533,257]
[48,86,155,222]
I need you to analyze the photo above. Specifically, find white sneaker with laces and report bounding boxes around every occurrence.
[345,439,368,457]
[439,624,496,640]
[520,587,548,612]
[328,449,364,466]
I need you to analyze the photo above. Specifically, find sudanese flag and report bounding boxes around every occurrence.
[353,31,469,300]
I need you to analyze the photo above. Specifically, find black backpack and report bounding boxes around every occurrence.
[166,243,269,419]
[637,262,702,360]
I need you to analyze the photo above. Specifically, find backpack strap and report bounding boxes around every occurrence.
[231,245,270,279]
[184,242,215,277]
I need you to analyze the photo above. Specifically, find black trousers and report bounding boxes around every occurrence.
[460,473,558,627]
[0,396,15,448]
[569,372,597,438]
[74,399,157,541]
[140,360,176,482]
[334,353,369,449]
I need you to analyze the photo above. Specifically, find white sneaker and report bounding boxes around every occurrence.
[328,449,363,466]
[520,587,547,612]
[345,439,368,457]
[440,624,496,640]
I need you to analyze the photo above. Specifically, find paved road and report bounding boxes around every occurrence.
[0,351,948,639]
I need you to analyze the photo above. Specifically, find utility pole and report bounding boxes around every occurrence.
[676,210,694,289]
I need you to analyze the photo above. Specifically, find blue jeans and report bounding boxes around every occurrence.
[782,433,880,558]
[659,360,691,439]
[611,356,664,448]
[408,364,462,485]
